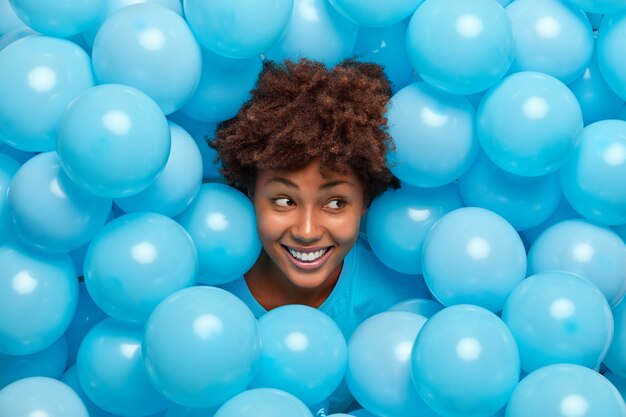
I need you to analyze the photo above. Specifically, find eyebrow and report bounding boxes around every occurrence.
[266,177,355,190]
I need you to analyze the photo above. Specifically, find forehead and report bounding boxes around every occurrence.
[256,160,362,190]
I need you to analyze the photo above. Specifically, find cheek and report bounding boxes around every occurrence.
[255,209,287,243]
[327,212,362,245]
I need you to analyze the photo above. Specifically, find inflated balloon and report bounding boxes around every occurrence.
[615,223,626,244]
[91,3,202,114]
[8,0,105,37]
[183,0,293,59]
[176,183,261,285]
[0,377,88,417]
[84,212,198,323]
[406,0,515,94]
[560,119,626,225]
[346,311,435,417]
[598,12,626,102]
[521,196,581,245]
[458,152,562,230]
[366,183,464,275]
[506,364,626,417]
[528,219,626,307]
[0,143,34,164]
[412,305,519,417]
[0,242,77,355]
[165,404,218,417]
[564,0,626,14]
[76,318,171,416]
[56,84,171,199]
[7,152,112,253]
[0,153,19,245]
[506,0,594,84]
[264,0,358,68]
[143,286,260,408]
[477,71,583,176]
[251,305,347,406]
[179,50,262,123]
[386,82,479,187]
[329,0,422,27]
[605,371,626,398]
[0,35,94,151]
[348,410,378,417]
[0,26,36,51]
[114,122,203,217]
[605,299,626,377]
[421,207,527,312]
[0,0,24,36]
[214,388,313,417]
[0,335,67,389]
[388,298,444,319]
[61,365,124,417]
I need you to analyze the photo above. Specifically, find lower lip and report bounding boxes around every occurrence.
[283,246,333,271]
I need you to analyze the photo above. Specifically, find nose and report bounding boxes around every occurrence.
[291,206,322,243]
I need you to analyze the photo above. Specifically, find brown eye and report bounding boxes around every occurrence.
[326,199,345,209]
[275,197,294,207]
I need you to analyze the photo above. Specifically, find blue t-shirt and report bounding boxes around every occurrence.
[218,235,429,340]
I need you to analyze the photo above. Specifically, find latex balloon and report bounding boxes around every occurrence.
[0,35,94,151]
[0,25,36,51]
[61,365,124,417]
[0,153,19,245]
[329,0,422,27]
[0,377,88,417]
[213,388,313,417]
[564,0,626,13]
[165,403,218,417]
[0,0,24,36]
[598,12,626,101]
[522,196,581,245]
[604,299,626,377]
[388,298,444,319]
[0,142,35,164]
[9,0,106,37]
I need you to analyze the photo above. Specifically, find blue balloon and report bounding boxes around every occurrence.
[615,223,626,244]
[165,403,218,417]
[605,299,626,377]
[329,0,422,27]
[0,335,67,389]
[176,183,261,285]
[0,376,88,417]
[0,35,94,151]
[264,0,358,68]
[183,0,292,59]
[503,271,613,373]
[346,311,435,417]
[114,122,203,217]
[564,0,626,13]
[9,0,106,37]
[0,153,19,245]
[92,3,202,114]
[477,71,583,176]
[214,388,313,417]
[386,82,479,187]
[598,11,626,102]
[388,298,444,319]
[422,207,527,312]
[506,364,626,417]
[366,183,464,275]
[251,305,347,406]
[560,119,626,225]
[528,219,626,307]
[0,142,35,164]
[605,371,626,398]
[143,286,260,408]
[458,152,562,230]
[57,84,171,199]
[77,318,171,416]
[0,0,24,36]
[61,365,124,417]
[522,196,581,245]
[506,0,594,84]
[84,212,198,323]
[406,0,515,94]
[7,152,112,253]
[412,305,520,417]
[0,242,77,355]
[0,25,36,51]
[347,410,377,417]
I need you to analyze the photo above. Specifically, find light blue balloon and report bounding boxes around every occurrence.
[0,35,94,151]
[0,153,19,244]
[7,152,112,253]
[165,403,218,417]
[598,11,626,101]
[0,335,67,389]
[183,0,292,59]
[407,0,515,94]
[564,0,626,13]
[0,143,35,164]
[605,299,626,377]
[115,122,203,217]
[57,84,171,199]
[502,271,613,373]
[615,223,626,244]
[422,207,527,312]
[346,311,435,417]
[176,183,261,285]
[264,0,358,68]
[77,318,171,416]
[0,242,77,355]
[605,371,626,399]
[84,212,198,323]
[92,3,201,114]
[528,219,626,307]
[0,0,24,36]
[61,365,124,417]
[388,298,444,319]
[214,388,313,417]
[143,286,260,408]
[505,364,626,417]
[386,82,479,187]
[412,305,520,417]
[522,196,580,245]
[0,377,88,417]
[560,119,626,225]
[347,409,377,417]
[179,49,262,123]
[366,183,464,275]
[251,305,347,406]
[63,283,108,366]
[9,0,106,37]
[477,71,583,176]
[329,0,422,27]
[458,152,562,230]
[353,23,418,93]
[0,25,36,51]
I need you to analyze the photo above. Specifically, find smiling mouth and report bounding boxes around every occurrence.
[281,245,333,264]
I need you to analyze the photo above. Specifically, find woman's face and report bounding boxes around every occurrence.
[252,160,365,290]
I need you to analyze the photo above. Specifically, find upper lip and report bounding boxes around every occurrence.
[281,244,332,252]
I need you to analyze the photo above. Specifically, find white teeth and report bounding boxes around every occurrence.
[287,247,328,262]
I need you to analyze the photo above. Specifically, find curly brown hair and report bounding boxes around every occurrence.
[210,58,400,205]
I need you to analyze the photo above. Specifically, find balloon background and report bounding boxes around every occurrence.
[1,0,626,416]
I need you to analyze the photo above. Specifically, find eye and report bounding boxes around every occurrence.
[325,199,345,209]
[274,197,294,208]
